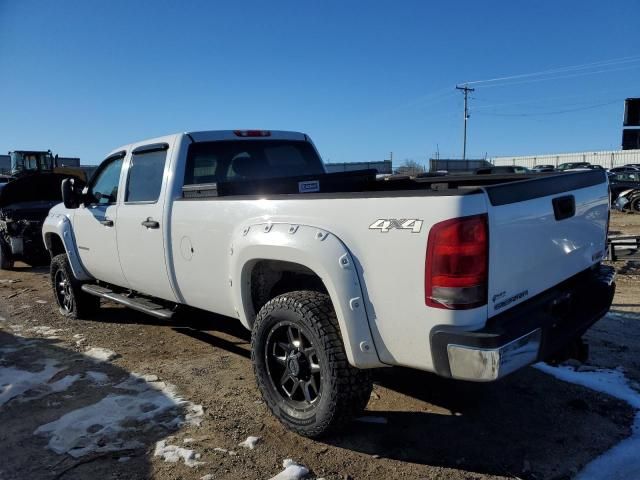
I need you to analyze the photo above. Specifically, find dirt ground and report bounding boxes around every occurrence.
[0,211,639,480]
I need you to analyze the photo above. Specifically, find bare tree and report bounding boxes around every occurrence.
[394,159,425,176]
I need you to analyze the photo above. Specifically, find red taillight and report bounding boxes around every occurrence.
[425,214,488,309]
[233,130,271,137]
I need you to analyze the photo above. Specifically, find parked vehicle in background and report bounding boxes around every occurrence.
[0,150,86,269]
[610,166,640,173]
[0,175,10,190]
[610,171,640,213]
[43,129,615,437]
[531,164,555,172]
[475,165,530,174]
[557,162,591,171]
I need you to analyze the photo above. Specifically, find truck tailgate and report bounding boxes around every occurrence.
[485,170,609,317]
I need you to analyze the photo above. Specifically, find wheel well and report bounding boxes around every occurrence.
[249,260,328,320]
[45,234,66,258]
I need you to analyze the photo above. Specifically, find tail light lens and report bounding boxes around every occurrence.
[425,214,488,309]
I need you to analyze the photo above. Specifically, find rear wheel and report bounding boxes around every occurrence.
[0,238,13,270]
[251,290,372,437]
[50,253,100,319]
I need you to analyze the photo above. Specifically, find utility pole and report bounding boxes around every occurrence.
[456,84,474,160]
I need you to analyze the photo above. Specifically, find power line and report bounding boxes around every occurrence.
[476,64,640,90]
[464,54,640,86]
[456,84,475,160]
[475,99,619,117]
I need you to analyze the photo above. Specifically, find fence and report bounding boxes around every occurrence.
[491,149,640,169]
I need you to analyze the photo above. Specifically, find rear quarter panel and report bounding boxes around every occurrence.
[170,192,489,371]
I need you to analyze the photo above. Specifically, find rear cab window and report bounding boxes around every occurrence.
[184,140,324,185]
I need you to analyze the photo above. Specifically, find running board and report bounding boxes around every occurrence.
[81,284,175,320]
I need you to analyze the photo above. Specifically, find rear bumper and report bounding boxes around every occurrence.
[430,264,615,381]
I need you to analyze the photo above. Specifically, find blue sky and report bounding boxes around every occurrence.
[0,0,638,167]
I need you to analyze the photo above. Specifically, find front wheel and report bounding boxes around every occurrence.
[50,254,100,319]
[251,291,372,437]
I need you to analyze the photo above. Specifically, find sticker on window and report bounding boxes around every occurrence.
[298,180,320,193]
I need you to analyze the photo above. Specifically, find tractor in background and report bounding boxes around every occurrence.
[0,150,86,269]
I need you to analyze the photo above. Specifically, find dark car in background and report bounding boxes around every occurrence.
[610,166,640,173]
[609,170,640,200]
[475,165,530,175]
[531,164,555,172]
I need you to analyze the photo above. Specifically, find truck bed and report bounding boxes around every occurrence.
[181,168,603,201]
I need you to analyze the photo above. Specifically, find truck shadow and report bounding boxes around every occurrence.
[322,366,634,479]
[94,305,252,359]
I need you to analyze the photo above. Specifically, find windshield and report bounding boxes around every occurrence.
[10,151,55,175]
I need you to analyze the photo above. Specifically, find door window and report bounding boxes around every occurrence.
[125,149,168,203]
[89,156,124,205]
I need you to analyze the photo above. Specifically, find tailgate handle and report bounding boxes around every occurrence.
[552,195,575,221]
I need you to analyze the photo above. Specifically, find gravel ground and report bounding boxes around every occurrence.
[0,211,638,480]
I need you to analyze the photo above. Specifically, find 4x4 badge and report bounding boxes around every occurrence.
[369,219,423,233]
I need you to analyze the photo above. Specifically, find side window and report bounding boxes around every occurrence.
[89,157,124,205]
[126,149,167,203]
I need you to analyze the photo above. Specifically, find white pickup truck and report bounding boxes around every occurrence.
[42,130,615,437]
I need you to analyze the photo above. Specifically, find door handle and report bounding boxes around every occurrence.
[141,218,160,229]
[100,218,114,227]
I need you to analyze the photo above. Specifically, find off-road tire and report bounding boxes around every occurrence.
[251,290,373,437]
[0,239,13,270]
[50,253,100,319]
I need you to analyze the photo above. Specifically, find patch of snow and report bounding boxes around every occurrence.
[269,459,309,480]
[85,371,110,385]
[49,374,81,393]
[213,447,237,456]
[183,437,195,444]
[35,300,48,304]
[536,363,640,480]
[238,435,260,450]
[608,311,640,320]
[34,372,204,457]
[0,359,62,406]
[154,440,205,467]
[200,475,214,480]
[29,326,63,336]
[84,347,119,362]
[356,415,388,424]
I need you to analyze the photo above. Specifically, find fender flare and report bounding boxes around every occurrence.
[42,214,93,281]
[230,222,384,369]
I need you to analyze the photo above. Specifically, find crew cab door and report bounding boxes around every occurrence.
[73,152,129,287]
[116,142,177,302]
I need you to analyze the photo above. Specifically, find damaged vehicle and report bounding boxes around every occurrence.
[610,170,640,213]
[0,150,85,269]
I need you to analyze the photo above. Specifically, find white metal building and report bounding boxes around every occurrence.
[491,149,640,169]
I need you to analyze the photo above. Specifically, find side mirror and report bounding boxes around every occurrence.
[61,178,81,209]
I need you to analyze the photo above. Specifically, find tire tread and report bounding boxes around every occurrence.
[251,290,372,437]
